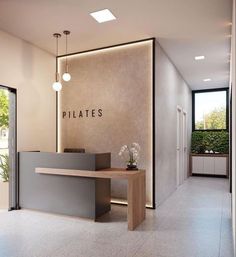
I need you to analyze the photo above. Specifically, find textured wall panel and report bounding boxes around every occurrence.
[58,40,153,205]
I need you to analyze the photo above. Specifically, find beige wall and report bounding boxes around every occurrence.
[58,41,154,205]
[0,30,56,152]
[0,29,192,209]
[58,39,192,207]
[155,41,192,206]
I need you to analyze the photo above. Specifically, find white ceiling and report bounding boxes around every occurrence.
[0,0,232,90]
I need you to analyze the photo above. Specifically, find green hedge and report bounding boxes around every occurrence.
[191,131,229,154]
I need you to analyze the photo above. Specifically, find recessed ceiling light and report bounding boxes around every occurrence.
[90,9,116,23]
[203,78,212,82]
[195,56,205,60]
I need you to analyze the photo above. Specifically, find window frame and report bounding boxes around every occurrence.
[192,87,229,132]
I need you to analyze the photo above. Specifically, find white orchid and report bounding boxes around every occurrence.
[118,142,141,165]
[132,142,141,151]
[119,145,128,156]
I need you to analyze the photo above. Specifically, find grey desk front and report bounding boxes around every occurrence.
[36,167,146,230]
[19,152,111,219]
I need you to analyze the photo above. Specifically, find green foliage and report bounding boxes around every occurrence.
[191,131,205,153]
[0,154,10,182]
[195,107,226,130]
[191,131,229,154]
[0,89,9,128]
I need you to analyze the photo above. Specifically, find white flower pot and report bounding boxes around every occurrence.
[0,181,9,209]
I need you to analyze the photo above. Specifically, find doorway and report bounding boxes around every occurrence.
[0,85,17,211]
[177,106,188,188]
[176,106,182,187]
[182,110,188,180]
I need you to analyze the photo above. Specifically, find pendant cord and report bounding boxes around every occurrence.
[56,35,58,56]
[56,36,58,80]
[63,30,70,73]
[53,33,61,83]
[66,34,68,69]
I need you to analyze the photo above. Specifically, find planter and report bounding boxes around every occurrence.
[190,153,228,177]
[126,163,138,170]
[0,181,9,209]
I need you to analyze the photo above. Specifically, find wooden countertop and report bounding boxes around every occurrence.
[190,153,229,157]
[35,167,145,180]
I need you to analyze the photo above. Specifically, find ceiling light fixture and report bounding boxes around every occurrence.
[90,9,116,23]
[203,78,212,82]
[195,56,205,60]
[62,30,71,82]
[52,33,62,92]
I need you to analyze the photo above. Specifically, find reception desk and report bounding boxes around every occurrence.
[19,152,111,219]
[19,152,146,230]
[36,168,146,230]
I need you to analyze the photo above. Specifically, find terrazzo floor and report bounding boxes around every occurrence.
[0,176,233,257]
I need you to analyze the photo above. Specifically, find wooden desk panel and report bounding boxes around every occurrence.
[35,168,146,230]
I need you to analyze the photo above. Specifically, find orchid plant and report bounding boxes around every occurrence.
[118,143,141,168]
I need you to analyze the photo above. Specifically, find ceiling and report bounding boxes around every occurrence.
[0,0,232,90]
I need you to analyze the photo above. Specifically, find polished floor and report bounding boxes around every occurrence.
[0,177,234,257]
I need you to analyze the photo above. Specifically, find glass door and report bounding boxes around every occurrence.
[0,86,17,211]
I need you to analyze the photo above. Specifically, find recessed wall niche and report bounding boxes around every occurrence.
[57,39,155,207]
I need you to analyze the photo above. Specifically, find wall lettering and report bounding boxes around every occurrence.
[62,109,103,119]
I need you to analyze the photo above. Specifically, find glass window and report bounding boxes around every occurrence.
[194,90,227,130]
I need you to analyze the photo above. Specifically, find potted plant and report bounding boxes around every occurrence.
[0,154,9,209]
[119,143,141,170]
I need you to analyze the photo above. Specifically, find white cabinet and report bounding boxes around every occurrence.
[191,155,228,176]
[203,157,215,174]
[192,157,203,174]
[214,157,227,175]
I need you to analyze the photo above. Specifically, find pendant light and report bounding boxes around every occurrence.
[52,33,62,91]
[62,30,71,82]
